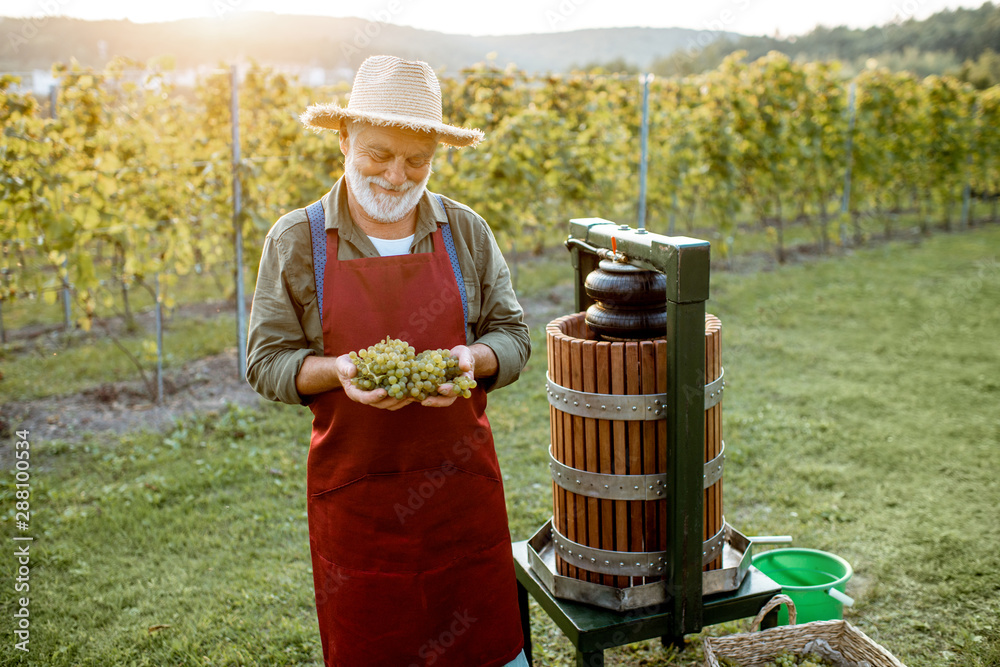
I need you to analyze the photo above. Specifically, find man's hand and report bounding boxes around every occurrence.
[335,354,415,411]
[330,344,492,410]
[420,345,475,408]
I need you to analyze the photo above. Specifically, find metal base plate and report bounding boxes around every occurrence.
[526,519,753,611]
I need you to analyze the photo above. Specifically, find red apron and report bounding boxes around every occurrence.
[306,225,523,667]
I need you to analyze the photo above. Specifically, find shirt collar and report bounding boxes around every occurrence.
[320,176,447,253]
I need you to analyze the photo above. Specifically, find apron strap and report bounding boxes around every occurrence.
[305,195,469,328]
[436,194,469,326]
[305,200,327,327]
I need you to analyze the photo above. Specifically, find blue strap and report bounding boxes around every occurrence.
[305,195,468,328]
[436,194,469,325]
[305,200,327,327]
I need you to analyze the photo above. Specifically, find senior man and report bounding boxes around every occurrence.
[246,56,530,667]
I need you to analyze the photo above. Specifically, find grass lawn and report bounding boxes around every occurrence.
[2,226,999,666]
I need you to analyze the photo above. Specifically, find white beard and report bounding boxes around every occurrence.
[344,151,431,224]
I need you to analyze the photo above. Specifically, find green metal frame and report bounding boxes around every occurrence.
[513,541,782,666]
[566,218,712,639]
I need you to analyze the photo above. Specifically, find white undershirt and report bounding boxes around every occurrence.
[368,234,415,257]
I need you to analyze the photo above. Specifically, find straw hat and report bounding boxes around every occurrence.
[300,55,484,148]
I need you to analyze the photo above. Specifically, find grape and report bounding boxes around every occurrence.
[348,336,477,402]
[759,652,838,667]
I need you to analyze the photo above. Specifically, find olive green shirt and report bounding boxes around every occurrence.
[246,177,531,405]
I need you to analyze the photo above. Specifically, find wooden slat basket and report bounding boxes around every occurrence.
[704,595,908,667]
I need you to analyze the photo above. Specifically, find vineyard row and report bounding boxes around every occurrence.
[2,52,999,330]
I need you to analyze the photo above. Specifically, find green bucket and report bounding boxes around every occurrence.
[751,548,854,625]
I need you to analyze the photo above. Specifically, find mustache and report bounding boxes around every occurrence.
[367,175,414,192]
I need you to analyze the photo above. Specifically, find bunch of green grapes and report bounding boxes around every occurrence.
[348,336,477,401]
[761,652,835,667]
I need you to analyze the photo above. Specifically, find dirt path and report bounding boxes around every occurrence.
[1,350,263,445]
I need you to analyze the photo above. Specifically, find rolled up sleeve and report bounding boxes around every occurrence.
[246,231,316,405]
[472,222,531,392]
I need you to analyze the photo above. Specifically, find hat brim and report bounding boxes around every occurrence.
[300,103,484,148]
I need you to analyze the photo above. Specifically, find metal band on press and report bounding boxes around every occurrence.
[702,521,727,565]
[704,368,725,409]
[548,445,667,500]
[551,519,730,575]
[546,368,724,420]
[550,523,669,577]
[546,373,666,420]
[703,442,726,489]
[547,443,726,498]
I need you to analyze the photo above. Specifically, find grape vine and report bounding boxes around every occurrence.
[2,54,998,380]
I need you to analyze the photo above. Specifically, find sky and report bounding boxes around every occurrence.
[0,0,989,37]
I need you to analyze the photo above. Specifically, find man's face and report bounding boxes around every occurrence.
[341,123,438,224]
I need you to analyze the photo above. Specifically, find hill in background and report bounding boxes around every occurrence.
[2,4,998,87]
[653,1,1000,86]
[0,13,736,77]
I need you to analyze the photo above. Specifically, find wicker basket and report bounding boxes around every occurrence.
[704,595,907,667]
